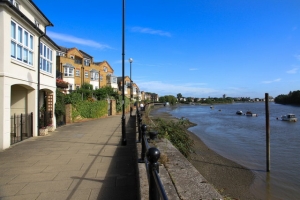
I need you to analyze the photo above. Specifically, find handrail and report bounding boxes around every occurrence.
[136,104,168,200]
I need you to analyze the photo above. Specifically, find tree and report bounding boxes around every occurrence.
[177,93,183,101]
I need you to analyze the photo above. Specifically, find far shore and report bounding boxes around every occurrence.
[148,104,259,200]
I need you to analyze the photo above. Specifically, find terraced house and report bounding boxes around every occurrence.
[0,0,59,149]
[56,46,118,92]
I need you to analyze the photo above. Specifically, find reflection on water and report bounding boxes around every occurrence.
[151,102,300,200]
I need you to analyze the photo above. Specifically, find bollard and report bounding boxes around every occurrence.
[147,147,161,200]
[149,131,158,140]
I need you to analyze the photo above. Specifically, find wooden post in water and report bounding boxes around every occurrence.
[265,93,270,172]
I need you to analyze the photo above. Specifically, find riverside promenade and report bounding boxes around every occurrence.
[0,114,139,200]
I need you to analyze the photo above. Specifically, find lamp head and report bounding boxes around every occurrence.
[129,58,133,63]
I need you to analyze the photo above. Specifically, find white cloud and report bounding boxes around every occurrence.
[130,27,171,37]
[286,68,298,74]
[295,54,300,60]
[48,31,111,49]
[189,68,198,71]
[262,78,281,84]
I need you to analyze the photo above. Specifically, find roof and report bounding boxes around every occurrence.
[0,0,59,50]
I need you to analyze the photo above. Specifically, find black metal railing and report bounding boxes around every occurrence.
[10,112,33,145]
[136,105,168,200]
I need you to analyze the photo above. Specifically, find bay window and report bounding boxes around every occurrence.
[11,21,33,65]
[40,42,53,73]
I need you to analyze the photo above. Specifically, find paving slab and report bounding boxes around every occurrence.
[0,114,139,200]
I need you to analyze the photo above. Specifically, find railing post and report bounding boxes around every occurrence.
[138,124,147,163]
[147,147,161,200]
[20,113,23,141]
[138,113,142,142]
[31,112,33,137]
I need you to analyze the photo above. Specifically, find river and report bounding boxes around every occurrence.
[151,102,300,200]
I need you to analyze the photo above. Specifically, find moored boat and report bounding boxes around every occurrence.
[281,114,297,122]
[236,110,243,115]
[246,111,258,117]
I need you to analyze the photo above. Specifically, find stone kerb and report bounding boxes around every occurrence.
[137,138,223,200]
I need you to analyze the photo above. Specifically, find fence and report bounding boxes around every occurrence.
[136,105,168,200]
[10,112,33,145]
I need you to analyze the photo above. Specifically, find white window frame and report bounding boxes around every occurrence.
[11,20,34,66]
[9,0,19,9]
[64,66,74,77]
[75,69,80,77]
[84,59,90,66]
[90,71,99,81]
[40,42,53,73]
[85,71,89,78]
[103,67,108,72]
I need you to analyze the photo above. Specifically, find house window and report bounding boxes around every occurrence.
[103,67,107,72]
[112,77,117,83]
[85,71,89,78]
[40,42,53,73]
[64,66,74,77]
[90,72,99,81]
[11,21,34,65]
[100,75,103,81]
[69,84,73,90]
[9,0,19,9]
[35,19,39,28]
[84,59,90,66]
[75,69,80,77]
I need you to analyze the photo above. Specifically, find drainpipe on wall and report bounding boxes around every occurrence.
[37,24,52,135]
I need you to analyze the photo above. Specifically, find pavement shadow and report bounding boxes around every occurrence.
[96,115,139,200]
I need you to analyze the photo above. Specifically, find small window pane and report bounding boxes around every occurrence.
[50,50,52,61]
[18,27,22,43]
[46,61,49,72]
[40,43,43,55]
[17,44,22,60]
[11,21,16,39]
[43,59,46,70]
[24,31,28,46]
[28,52,33,65]
[11,41,16,58]
[43,45,46,57]
[40,58,42,69]
[23,49,28,63]
[49,63,52,73]
[29,35,33,49]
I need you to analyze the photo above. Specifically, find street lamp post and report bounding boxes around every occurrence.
[121,0,126,145]
[129,58,133,113]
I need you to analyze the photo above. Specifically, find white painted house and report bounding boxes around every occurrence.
[0,0,59,150]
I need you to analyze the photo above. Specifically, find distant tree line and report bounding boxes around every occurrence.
[159,95,177,105]
[275,90,300,105]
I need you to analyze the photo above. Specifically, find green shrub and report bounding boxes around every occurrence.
[152,117,194,158]
[72,100,108,120]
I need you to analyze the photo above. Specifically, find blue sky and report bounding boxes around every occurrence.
[34,0,300,98]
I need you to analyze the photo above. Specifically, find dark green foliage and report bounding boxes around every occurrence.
[72,100,107,119]
[158,95,177,105]
[64,92,82,104]
[275,90,300,105]
[153,117,194,158]
[94,86,119,100]
[55,89,65,117]
[116,95,130,113]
